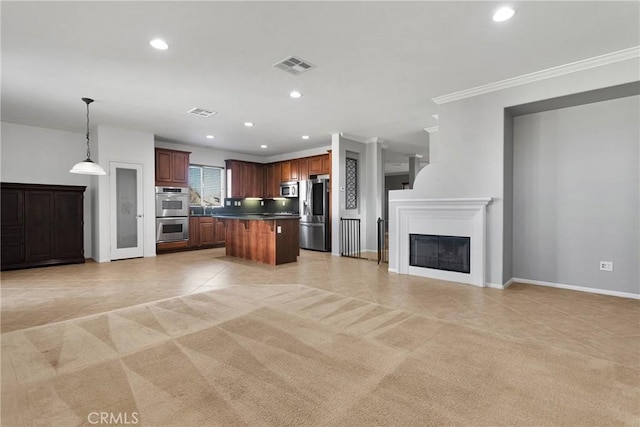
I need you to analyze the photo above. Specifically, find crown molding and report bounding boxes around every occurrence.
[423,126,439,134]
[339,132,379,144]
[432,46,640,105]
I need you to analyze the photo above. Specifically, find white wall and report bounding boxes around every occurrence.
[265,145,332,164]
[155,140,265,167]
[1,122,95,258]
[395,57,639,286]
[513,96,639,295]
[365,142,384,252]
[94,126,156,262]
[330,133,383,255]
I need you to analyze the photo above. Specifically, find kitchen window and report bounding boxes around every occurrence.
[188,165,224,207]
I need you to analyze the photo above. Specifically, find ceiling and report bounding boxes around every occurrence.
[2,2,638,165]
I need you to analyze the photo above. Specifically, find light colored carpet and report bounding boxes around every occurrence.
[2,284,638,426]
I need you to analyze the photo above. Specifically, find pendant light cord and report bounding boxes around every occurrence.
[85,101,91,159]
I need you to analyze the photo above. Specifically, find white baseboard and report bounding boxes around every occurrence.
[388,267,398,274]
[512,277,640,300]
[486,282,504,289]
[486,278,514,290]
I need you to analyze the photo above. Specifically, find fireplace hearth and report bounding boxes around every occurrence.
[410,234,470,274]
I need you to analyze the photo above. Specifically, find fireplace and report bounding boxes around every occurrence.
[388,197,491,287]
[410,234,470,273]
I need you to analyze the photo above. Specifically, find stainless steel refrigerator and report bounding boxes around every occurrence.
[299,178,330,251]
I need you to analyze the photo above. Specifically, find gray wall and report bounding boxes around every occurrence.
[503,111,514,283]
[512,95,639,294]
[385,174,409,220]
[405,58,638,286]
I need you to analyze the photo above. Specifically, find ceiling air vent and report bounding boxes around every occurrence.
[273,56,315,75]
[187,108,217,117]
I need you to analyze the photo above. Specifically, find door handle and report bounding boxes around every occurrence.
[135,214,144,218]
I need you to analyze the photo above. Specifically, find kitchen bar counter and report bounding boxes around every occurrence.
[212,215,299,265]
[209,214,300,221]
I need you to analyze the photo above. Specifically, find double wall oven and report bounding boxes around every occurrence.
[155,187,189,242]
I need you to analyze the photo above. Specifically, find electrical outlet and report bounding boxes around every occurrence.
[260,201,264,206]
[599,261,613,272]
[277,226,282,234]
[282,201,285,206]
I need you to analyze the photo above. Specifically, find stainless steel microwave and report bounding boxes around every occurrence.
[279,181,298,198]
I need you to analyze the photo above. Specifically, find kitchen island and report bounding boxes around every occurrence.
[213,214,300,265]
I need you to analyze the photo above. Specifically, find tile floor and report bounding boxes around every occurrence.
[1,248,639,368]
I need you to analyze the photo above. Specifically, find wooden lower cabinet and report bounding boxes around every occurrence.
[220,218,299,265]
[213,218,226,245]
[187,216,225,249]
[199,219,215,246]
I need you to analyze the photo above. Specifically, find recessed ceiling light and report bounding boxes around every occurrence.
[302,135,309,140]
[149,39,169,50]
[260,144,268,149]
[289,91,303,99]
[206,135,214,139]
[493,6,515,22]
[244,122,254,127]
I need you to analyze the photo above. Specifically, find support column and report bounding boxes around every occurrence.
[408,156,421,189]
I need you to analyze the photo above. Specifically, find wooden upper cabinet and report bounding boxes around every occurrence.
[226,160,244,198]
[171,151,189,184]
[281,161,291,182]
[251,163,266,197]
[290,159,299,181]
[298,157,309,181]
[308,156,324,175]
[155,150,173,183]
[265,163,281,198]
[226,160,266,198]
[322,153,331,174]
[155,148,190,187]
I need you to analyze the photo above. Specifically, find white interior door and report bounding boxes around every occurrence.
[110,162,144,260]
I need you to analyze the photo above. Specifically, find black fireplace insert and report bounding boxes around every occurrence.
[409,234,470,274]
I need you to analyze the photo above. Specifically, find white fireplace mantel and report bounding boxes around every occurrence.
[388,198,492,287]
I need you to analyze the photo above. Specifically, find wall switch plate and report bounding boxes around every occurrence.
[600,261,613,272]
[261,201,264,206]
[277,226,282,234]
[282,201,285,206]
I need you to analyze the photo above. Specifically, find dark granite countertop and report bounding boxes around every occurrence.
[208,213,300,221]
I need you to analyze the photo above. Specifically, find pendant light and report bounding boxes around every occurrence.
[70,97,106,175]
